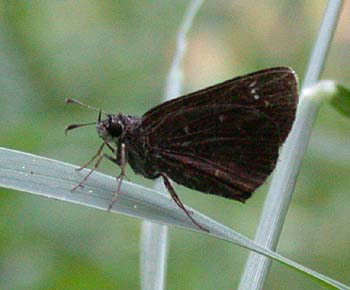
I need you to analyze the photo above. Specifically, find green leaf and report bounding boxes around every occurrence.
[330,83,350,118]
[0,147,348,290]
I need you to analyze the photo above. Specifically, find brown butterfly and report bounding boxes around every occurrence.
[65,67,298,231]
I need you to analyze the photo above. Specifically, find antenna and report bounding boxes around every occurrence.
[64,121,97,135]
[65,98,106,135]
[65,98,107,115]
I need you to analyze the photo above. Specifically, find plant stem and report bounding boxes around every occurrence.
[238,1,344,289]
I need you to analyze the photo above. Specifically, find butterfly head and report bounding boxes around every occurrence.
[97,114,124,142]
[64,98,124,143]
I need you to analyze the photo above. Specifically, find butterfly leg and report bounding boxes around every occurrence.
[161,174,208,232]
[108,143,126,211]
[105,142,116,154]
[76,142,105,171]
[71,151,105,192]
[72,143,115,192]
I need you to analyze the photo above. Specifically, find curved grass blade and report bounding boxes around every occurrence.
[0,147,348,289]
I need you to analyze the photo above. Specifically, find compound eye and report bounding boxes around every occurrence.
[108,122,123,137]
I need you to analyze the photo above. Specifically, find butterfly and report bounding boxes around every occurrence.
[65,67,298,231]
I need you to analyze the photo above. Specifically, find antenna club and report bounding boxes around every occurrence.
[65,98,76,104]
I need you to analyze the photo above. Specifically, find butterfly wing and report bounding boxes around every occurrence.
[141,67,298,201]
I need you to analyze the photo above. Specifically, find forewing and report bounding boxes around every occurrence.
[142,67,298,143]
[141,67,298,200]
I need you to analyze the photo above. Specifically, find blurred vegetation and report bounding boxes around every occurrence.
[1,1,350,289]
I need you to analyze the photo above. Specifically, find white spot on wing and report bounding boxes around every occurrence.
[249,82,260,100]
[249,81,257,88]
[184,126,190,134]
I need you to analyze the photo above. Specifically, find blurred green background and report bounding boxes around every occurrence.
[1,1,350,289]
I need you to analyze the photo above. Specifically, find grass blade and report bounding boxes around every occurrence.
[0,147,349,289]
[239,1,345,289]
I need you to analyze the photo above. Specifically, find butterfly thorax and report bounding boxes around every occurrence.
[121,116,160,179]
[97,113,159,179]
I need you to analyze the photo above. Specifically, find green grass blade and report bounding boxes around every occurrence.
[0,147,349,289]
